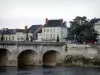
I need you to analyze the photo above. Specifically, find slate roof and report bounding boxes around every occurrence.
[15,29,25,32]
[90,18,100,24]
[0,29,15,34]
[0,28,25,35]
[44,19,67,27]
[27,25,42,34]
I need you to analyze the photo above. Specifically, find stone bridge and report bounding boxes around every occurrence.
[0,41,100,67]
[0,41,66,66]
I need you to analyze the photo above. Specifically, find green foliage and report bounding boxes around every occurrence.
[64,55,73,63]
[30,35,33,41]
[68,16,98,43]
[1,34,4,41]
[57,35,59,42]
[64,55,93,65]
[65,45,67,51]
[91,58,100,66]
[64,55,100,66]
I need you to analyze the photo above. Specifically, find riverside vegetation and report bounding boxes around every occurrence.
[60,55,100,67]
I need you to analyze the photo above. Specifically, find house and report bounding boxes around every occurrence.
[0,28,25,41]
[27,25,42,41]
[42,18,68,42]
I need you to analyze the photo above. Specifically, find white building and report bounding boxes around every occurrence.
[0,26,34,41]
[94,20,100,43]
[42,18,68,42]
[27,25,42,41]
[0,28,26,41]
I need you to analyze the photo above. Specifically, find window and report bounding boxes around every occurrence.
[12,36,14,40]
[9,37,10,40]
[50,34,52,38]
[6,37,7,40]
[53,29,55,32]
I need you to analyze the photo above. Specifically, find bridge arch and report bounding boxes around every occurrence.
[0,48,12,66]
[43,50,60,66]
[18,49,38,66]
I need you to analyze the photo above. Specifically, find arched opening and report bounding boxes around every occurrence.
[43,50,60,66]
[18,50,37,66]
[0,48,11,66]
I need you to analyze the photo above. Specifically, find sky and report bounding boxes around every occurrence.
[0,0,100,29]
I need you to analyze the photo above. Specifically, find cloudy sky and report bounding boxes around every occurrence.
[0,0,100,29]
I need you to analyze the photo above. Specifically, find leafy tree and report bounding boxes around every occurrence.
[69,16,98,43]
[1,34,4,41]
[30,35,33,41]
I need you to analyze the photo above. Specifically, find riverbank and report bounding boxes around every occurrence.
[56,63,100,68]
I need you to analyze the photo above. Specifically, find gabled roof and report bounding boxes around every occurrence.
[44,19,67,27]
[28,25,42,34]
[0,29,15,34]
[90,18,100,24]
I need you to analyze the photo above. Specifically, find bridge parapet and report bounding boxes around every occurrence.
[0,41,66,46]
[67,44,90,48]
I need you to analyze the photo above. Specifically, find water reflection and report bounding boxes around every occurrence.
[0,67,7,73]
[0,66,100,75]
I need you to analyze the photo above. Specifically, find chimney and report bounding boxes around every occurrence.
[60,18,63,25]
[25,26,28,30]
[45,18,48,24]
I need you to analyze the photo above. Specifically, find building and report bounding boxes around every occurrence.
[27,25,42,41]
[0,28,25,41]
[42,18,68,42]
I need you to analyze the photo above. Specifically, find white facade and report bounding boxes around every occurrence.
[94,21,100,43]
[37,33,42,41]
[0,32,33,41]
[14,32,25,41]
[42,27,67,42]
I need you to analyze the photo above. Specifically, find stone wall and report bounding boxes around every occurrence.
[66,44,98,58]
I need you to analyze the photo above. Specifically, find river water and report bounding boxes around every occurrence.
[0,66,100,75]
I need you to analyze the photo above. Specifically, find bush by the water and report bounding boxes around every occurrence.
[64,55,100,66]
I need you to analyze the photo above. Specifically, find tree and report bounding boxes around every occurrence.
[26,33,29,41]
[69,16,98,43]
[30,35,33,41]
[57,35,59,42]
[1,34,4,41]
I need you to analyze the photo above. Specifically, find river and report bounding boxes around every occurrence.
[0,66,100,75]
